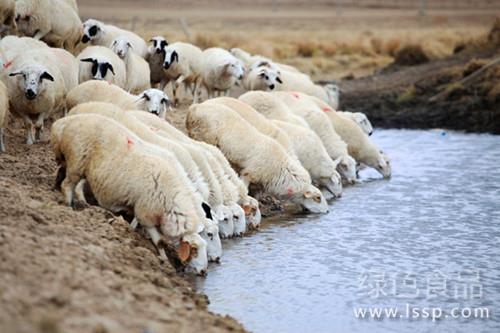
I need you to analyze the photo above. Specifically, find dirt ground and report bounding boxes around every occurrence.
[0,117,245,333]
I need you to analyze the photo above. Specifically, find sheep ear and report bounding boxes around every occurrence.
[80,58,96,64]
[106,63,115,75]
[40,72,54,82]
[9,71,23,77]
[303,191,313,198]
[127,42,132,48]
[276,77,283,84]
[258,71,266,78]
[201,202,213,220]
[177,241,191,262]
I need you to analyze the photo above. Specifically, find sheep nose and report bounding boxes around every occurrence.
[25,89,36,100]
[155,49,162,54]
[198,269,207,277]
[269,84,275,90]
[150,110,159,115]
[81,35,90,43]
[238,75,243,80]
[369,132,373,136]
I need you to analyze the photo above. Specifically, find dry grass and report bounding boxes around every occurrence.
[78,2,496,80]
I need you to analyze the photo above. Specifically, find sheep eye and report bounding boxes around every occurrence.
[223,218,228,222]
[161,98,169,105]
[15,15,20,22]
[24,15,30,21]
[265,75,269,80]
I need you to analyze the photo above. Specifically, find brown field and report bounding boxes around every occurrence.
[79,0,498,80]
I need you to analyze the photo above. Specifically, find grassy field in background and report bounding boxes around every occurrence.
[78,1,498,80]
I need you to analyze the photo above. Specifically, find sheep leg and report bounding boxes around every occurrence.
[61,175,80,207]
[146,226,168,262]
[25,122,34,145]
[0,128,4,153]
[73,179,89,209]
[192,78,202,103]
[130,218,139,230]
[173,75,185,106]
[34,114,45,142]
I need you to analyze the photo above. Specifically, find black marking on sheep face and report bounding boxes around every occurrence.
[80,58,115,79]
[202,202,213,220]
[163,51,178,70]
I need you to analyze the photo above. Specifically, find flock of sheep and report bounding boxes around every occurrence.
[0,0,391,276]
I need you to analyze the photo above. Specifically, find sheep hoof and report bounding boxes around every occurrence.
[72,200,89,211]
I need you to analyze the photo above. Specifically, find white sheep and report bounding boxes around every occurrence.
[272,91,358,184]
[110,36,151,94]
[51,113,209,275]
[77,46,127,88]
[81,19,148,59]
[272,120,343,200]
[48,47,79,104]
[309,96,391,178]
[4,50,65,144]
[201,47,245,99]
[187,102,329,213]
[146,36,167,88]
[0,80,8,152]
[238,90,309,128]
[67,103,223,262]
[126,111,236,238]
[324,83,340,110]
[230,47,300,73]
[338,111,373,136]
[274,70,335,106]
[243,65,283,91]
[62,0,78,12]
[162,42,204,105]
[14,0,81,51]
[68,102,211,203]
[128,111,261,230]
[0,0,15,37]
[66,81,171,118]
[205,97,297,157]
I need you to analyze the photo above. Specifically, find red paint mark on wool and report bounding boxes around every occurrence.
[287,187,294,196]
[126,137,134,148]
[322,107,331,113]
[3,60,13,69]
[155,215,164,226]
[291,92,300,99]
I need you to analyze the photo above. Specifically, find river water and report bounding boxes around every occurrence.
[195,129,500,333]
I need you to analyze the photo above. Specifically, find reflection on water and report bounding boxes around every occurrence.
[195,129,500,333]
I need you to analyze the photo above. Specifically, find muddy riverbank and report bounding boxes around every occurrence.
[0,119,246,333]
[338,21,500,134]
